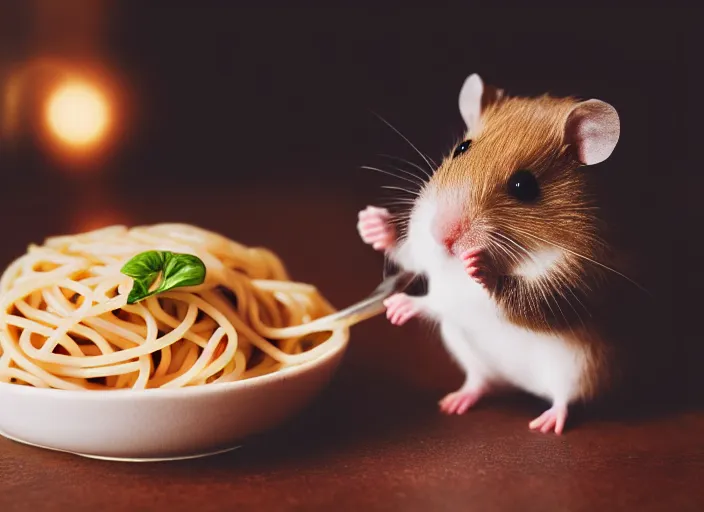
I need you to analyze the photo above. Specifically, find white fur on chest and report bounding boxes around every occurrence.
[396,197,588,404]
[427,262,585,402]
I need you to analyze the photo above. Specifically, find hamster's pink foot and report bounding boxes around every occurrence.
[357,206,396,251]
[383,293,419,326]
[439,388,484,415]
[529,404,568,435]
[460,248,496,290]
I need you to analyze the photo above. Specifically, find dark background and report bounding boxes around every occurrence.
[0,4,701,511]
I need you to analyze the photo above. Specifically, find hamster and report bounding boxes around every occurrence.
[357,73,642,435]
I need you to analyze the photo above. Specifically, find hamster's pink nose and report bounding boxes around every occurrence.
[442,233,458,253]
[432,220,463,254]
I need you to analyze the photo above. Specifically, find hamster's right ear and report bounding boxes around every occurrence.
[458,73,504,134]
[565,99,620,166]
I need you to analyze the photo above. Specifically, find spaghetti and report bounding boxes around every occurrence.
[0,224,347,390]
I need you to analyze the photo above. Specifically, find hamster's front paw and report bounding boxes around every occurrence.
[383,293,420,326]
[357,206,397,251]
[459,248,496,290]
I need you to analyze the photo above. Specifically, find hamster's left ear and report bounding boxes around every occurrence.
[565,99,620,166]
[458,73,504,134]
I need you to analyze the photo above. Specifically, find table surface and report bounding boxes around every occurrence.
[0,175,701,512]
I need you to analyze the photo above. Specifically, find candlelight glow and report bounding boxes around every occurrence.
[46,81,110,147]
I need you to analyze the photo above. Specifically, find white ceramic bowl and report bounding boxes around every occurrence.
[0,333,348,461]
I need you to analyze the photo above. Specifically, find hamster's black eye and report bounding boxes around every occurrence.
[453,140,471,158]
[507,169,540,202]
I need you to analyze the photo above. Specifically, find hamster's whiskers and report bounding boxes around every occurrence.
[506,225,649,295]
[360,165,425,188]
[370,111,437,173]
[380,185,421,197]
[379,201,416,212]
[378,154,433,181]
[489,237,543,316]
[489,231,584,331]
[550,265,591,327]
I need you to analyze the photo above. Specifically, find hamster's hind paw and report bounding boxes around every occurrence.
[529,404,568,435]
[383,293,420,326]
[357,206,397,251]
[439,388,485,415]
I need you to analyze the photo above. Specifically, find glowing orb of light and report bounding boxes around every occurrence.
[46,81,110,147]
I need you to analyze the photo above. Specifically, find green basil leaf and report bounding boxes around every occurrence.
[120,250,206,304]
[160,253,207,290]
[120,250,165,304]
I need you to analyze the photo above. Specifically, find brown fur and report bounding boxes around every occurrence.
[429,92,617,399]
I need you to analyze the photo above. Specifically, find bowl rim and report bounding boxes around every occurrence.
[0,328,350,401]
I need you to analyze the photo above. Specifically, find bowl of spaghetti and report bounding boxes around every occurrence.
[0,223,350,461]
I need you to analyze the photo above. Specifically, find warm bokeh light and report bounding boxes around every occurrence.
[69,207,130,234]
[46,81,110,147]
